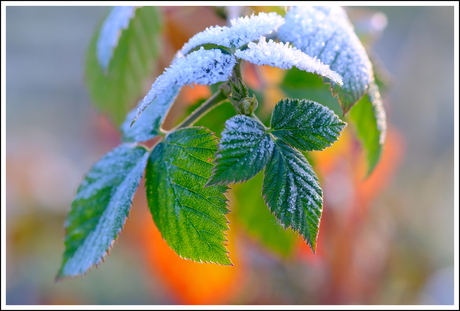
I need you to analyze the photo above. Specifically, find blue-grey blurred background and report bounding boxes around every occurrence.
[5,6,456,305]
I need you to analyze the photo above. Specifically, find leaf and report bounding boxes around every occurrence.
[57,144,149,279]
[141,212,241,305]
[96,6,137,71]
[120,86,181,143]
[348,82,387,176]
[135,48,236,124]
[145,127,231,265]
[280,67,343,117]
[232,172,298,257]
[235,36,343,85]
[185,43,233,56]
[208,115,274,186]
[262,140,323,251]
[86,6,162,125]
[270,98,346,151]
[277,6,374,114]
[180,12,285,55]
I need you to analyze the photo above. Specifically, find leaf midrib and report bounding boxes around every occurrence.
[213,132,267,180]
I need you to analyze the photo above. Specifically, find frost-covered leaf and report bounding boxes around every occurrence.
[180,12,285,55]
[96,6,136,71]
[270,98,346,151]
[233,172,298,257]
[57,144,149,279]
[348,82,386,176]
[277,6,374,114]
[263,140,323,251]
[208,115,274,186]
[235,36,343,85]
[134,48,236,124]
[86,6,162,125]
[145,127,231,265]
[120,86,180,143]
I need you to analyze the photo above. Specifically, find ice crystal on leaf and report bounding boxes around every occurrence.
[235,36,342,85]
[134,10,350,124]
[121,86,181,143]
[135,48,236,122]
[208,115,274,186]
[180,12,285,55]
[97,6,136,71]
[277,6,374,113]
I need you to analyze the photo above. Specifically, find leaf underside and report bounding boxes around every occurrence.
[120,85,181,143]
[145,127,232,265]
[136,49,236,123]
[208,115,274,185]
[58,144,149,279]
[270,98,346,151]
[86,6,162,125]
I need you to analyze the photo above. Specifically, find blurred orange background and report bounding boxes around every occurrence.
[4,6,456,305]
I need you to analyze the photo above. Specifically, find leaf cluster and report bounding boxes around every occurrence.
[58,6,388,279]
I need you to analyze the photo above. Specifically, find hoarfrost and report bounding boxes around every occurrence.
[135,48,236,122]
[97,6,137,71]
[277,6,374,112]
[61,145,149,277]
[262,140,323,249]
[180,12,285,55]
[235,36,342,85]
[121,86,181,142]
[209,115,274,185]
[271,99,346,151]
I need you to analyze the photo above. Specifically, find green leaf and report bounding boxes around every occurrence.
[233,172,298,258]
[280,68,343,117]
[96,6,137,71]
[270,98,346,151]
[278,6,374,114]
[208,115,274,186]
[57,144,149,279]
[120,86,181,143]
[145,127,231,265]
[348,82,387,176]
[262,140,323,252]
[86,6,162,125]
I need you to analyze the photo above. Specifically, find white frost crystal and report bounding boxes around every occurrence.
[136,48,236,120]
[277,6,374,110]
[180,12,285,54]
[235,37,343,85]
[97,6,136,70]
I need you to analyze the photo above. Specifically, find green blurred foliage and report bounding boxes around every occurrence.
[280,68,343,118]
[85,6,162,125]
[233,172,298,257]
[348,83,386,176]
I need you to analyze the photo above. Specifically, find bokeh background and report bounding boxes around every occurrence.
[5,5,456,305]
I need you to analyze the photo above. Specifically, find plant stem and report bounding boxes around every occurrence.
[232,60,243,84]
[166,89,228,132]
